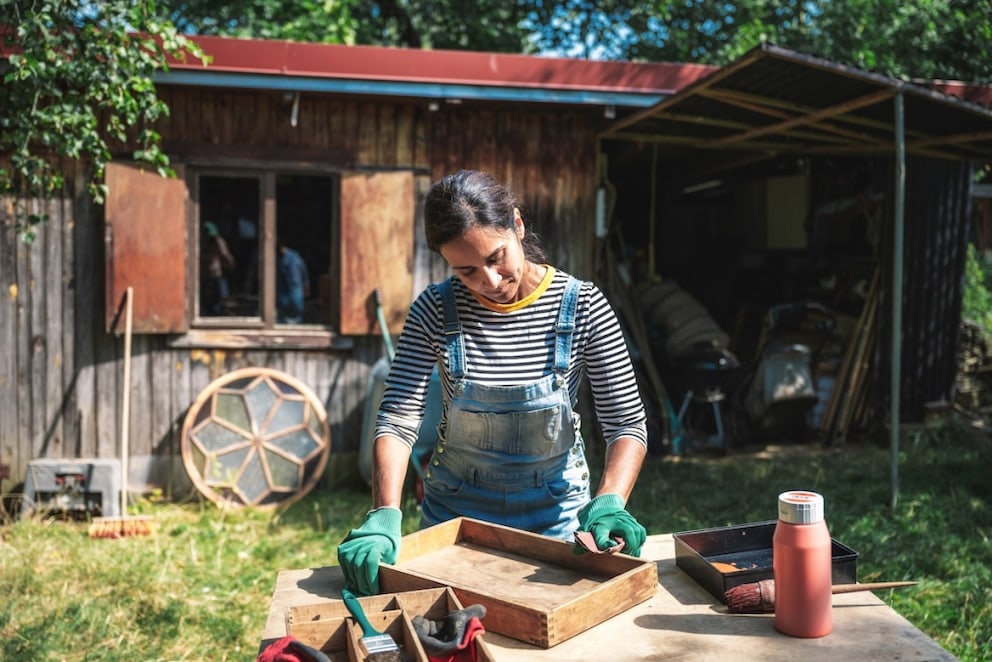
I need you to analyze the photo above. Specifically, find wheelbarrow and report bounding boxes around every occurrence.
[358,290,441,501]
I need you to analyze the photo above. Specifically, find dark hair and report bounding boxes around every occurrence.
[424,170,546,262]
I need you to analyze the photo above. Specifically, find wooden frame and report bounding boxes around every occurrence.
[378,517,658,648]
[287,587,496,662]
[179,367,330,509]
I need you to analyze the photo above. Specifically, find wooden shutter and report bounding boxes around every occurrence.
[104,161,188,333]
[339,171,415,335]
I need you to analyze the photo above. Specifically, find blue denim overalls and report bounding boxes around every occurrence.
[420,276,591,540]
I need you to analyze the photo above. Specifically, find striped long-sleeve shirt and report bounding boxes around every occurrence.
[375,268,647,450]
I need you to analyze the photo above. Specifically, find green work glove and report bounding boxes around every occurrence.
[336,507,402,596]
[576,494,647,557]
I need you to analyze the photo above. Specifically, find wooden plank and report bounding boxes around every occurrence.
[377,104,397,167]
[94,341,120,460]
[72,162,100,459]
[328,100,345,155]
[394,105,415,168]
[357,102,378,164]
[820,268,877,438]
[147,346,175,471]
[0,191,22,475]
[60,164,79,457]
[18,198,37,463]
[42,193,64,456]
[341,101,360,159]
[443,112,465,176]
[129,334,153,459]
[169,350,197,499]
[831,270,879,443]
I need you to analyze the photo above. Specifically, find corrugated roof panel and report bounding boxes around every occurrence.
[603,43,992,163]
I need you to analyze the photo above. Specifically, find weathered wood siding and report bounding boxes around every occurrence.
[0,87,602,491]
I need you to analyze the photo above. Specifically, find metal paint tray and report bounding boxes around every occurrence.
[674,520,858,603]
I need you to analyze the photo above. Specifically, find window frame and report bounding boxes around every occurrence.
[104,159,418,351]
[189,167,338,332]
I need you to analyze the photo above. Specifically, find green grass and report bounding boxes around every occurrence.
[1,416,989,661]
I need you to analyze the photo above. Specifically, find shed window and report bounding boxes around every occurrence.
[194,172,333,327]
[105,162,418,346]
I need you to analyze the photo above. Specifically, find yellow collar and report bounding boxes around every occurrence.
[472,266,556,312]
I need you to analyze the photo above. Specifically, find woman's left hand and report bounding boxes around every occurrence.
[576,493,647,557]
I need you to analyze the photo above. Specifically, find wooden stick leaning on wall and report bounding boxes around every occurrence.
[849,316,878,430]
[827,269,879,445]
[818,268,874,441]
[819,304,858,439]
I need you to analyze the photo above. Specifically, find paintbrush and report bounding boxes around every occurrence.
[725,579,919,613]
[341,588,407,662]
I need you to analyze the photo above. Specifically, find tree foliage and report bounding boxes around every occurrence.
[159,0,992,82]
[802,0,992,83]
[351,0,533,52]
[157,0,533,52]
[524,0,992,82]
[159,0,357,43]
[4,0,990,244]
[963,243,992,340]
[0,0,204,240]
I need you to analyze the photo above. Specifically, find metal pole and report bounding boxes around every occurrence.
[890,92,905,510]
[649,143,658,279]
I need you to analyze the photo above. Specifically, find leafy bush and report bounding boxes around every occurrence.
[961,243,992,340]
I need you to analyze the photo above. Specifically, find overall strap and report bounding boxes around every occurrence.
[437,278,466,379]
[553,276,581,377]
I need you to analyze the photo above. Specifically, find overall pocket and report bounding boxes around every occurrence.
[449,403,564,455]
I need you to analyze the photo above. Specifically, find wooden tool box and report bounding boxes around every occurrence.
[287,586,496,662]
[378,517,658,648]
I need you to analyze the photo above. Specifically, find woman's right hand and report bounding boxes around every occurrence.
[336,507,402,595]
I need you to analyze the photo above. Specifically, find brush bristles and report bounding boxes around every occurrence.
[361,633,400,653]
[725,578,775,613]
[88,516,156,539]
[366,651,405,662]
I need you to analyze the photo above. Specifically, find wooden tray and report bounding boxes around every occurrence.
[378,517,658,648]
[286,586,495,662]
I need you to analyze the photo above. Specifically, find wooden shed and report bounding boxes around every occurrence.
[0,35,715,500]
[2,37,991,507]
[598,45,992,466]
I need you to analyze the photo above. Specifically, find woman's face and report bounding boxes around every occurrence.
[440,210,529,304]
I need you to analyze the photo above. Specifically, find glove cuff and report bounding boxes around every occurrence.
[364,507,402,535]
[591,493,625,509]
[579,493,625,522]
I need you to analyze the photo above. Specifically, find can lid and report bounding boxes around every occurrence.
[778,490,825,524]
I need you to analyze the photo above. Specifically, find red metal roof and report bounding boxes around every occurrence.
[171,34,717,96]
[928,80,992,109]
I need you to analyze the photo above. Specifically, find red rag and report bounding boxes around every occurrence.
[428,617,486,662]
[257,635,328,662]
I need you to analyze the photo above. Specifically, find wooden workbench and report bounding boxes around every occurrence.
[261,533,957,661]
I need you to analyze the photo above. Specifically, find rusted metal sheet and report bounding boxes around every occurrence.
[339,171,415,336]
[105,162,188,334]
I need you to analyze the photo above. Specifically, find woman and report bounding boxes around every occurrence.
[337,170,649,595]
